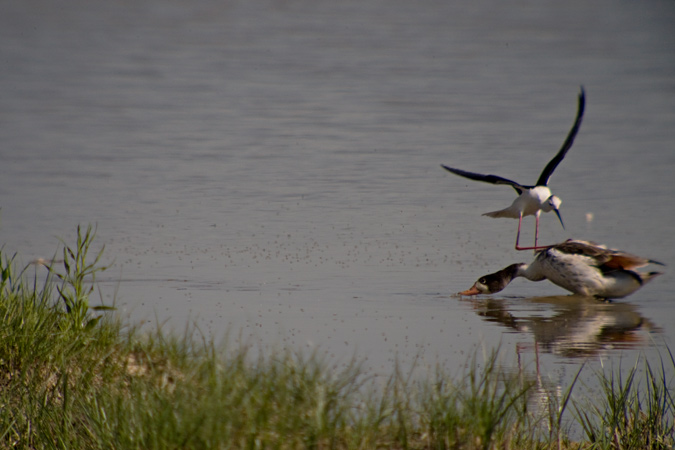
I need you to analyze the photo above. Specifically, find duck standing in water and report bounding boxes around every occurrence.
[441,88,585,251]
[459,240,664,299]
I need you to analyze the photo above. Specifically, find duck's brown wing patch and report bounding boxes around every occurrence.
[603,253,652,270]
[556,240,664,270]
[554,240,613,264]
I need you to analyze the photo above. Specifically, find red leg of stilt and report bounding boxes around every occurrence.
[534,339,541,383]
[514,213,524,249]
[516,212,553,251]
[534,212,540,254]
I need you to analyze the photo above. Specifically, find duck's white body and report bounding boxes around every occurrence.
[461,240,663,299]
[525,244,655,297]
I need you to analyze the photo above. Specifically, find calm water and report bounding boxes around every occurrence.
[2,0,675,389]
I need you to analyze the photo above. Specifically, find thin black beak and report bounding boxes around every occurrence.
[554,208,565,230]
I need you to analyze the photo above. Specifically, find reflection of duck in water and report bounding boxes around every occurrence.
[469,295,659,417]
[460,240,664,299]
[472,296,656,358]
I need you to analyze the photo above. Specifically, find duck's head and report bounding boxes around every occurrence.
[544,195,564,229]
[459,276,492,296]
[459,264,524,296]
[459,272,509,296]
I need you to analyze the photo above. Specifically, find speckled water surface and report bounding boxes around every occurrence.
[2,0,674,386]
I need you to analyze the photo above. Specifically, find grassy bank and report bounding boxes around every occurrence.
[1,226,673,449]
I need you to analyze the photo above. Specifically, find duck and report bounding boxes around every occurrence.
[441,87,585,250]
[459,239,664,299]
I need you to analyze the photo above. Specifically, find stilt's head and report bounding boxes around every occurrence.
[459,264,523,296]
[544,195,564,230]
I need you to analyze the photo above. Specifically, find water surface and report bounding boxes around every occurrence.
[1,0,674,385]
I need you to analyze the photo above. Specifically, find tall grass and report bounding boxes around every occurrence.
[415,349,536,450]
[0,225,673,449]
[574,352,675,449]
[52,224,112,330]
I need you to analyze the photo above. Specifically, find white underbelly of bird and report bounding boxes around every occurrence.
[482,186,554,219]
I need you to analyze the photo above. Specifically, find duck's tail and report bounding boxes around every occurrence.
[640,271,664,285]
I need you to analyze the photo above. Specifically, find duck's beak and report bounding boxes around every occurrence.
[459,283,481,296]
[554,208,565,230]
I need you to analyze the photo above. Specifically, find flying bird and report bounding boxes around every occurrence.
[458,239,664,299]
[442,87,586,250]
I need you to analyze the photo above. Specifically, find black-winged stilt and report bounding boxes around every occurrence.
[442,87,586,251]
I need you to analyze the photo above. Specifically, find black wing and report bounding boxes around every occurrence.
[536,87,586,186]
[440,164,526,194]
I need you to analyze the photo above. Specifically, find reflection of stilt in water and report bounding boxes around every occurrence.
[516,340,540,385]
[516,337,570,443]
[517,338,547,410]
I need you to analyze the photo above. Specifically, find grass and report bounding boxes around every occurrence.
[1,225,673,449]
[574,353,675,450]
